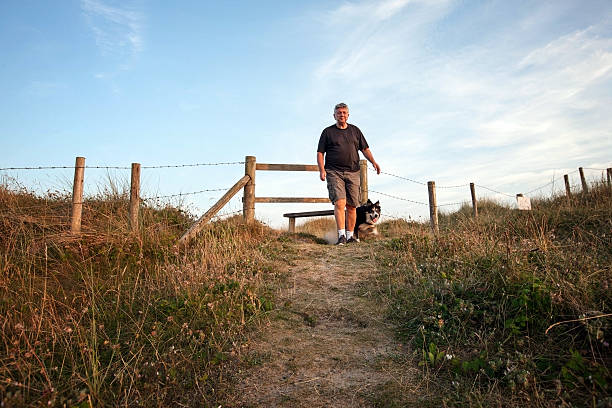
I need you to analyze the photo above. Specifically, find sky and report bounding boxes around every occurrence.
[1,0,611,228]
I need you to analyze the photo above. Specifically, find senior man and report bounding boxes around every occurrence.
[317,103,381,245]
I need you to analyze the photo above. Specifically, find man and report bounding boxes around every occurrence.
[317,103,381,245]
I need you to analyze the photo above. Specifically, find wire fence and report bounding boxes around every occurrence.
[1,158,611,233]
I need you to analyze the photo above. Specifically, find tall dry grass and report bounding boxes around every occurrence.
[0,179,283,406]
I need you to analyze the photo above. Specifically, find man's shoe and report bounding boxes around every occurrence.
[335,235,347,246]
[347,236,359,243]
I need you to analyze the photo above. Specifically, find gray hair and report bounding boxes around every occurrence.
[334,103,348,111]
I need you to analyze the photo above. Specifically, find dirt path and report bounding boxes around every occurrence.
[228,240,411,407]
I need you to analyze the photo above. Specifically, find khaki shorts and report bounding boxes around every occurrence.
[326,169,361,208]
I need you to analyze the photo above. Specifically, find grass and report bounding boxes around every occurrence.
[2,175,610,407]
[0,179,286,407]
[373,183,611,406]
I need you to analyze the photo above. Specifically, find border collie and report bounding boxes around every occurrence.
[354,199,381,241]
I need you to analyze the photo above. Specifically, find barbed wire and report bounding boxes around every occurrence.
[0,161,245,172]
[474,184,515,198]
[523,169,581,195]
[141,188,228,201]
[437,183,470,189]
[368,190,429,206]
[0,165,131,171]
[438,201,467,207]
[525,180,557,195]
[368,167,426,186]
[141,161,244,169]
[211,209,244,220]
[583,167,609,171]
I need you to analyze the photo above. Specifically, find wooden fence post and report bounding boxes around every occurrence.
[470,182,477,218]
[607,168,611,190]
[579,167,588,194]
[71,157,85,234]
[564,174,572,203]
[243,156,256,224]
[427,181,438,235]
[129,163,141,232]
[360,159,368,205]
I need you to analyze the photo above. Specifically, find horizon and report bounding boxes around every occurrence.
[1,0,611,228]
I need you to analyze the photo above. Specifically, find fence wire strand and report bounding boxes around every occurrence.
[141,161,244,169]
[0,161,245,172]
[142,188,229,201]
[474,184,515,198]
[368,167,426,186]
[368,190,429,206]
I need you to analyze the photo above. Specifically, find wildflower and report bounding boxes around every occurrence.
[445,354,453,360]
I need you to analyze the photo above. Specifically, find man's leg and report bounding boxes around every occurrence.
[334,198,346,231]
[346,205,357,232]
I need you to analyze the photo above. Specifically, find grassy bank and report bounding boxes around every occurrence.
[0,181,284,407]
[376,184,611,406]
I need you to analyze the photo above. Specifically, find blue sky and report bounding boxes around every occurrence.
[1,0,611,227]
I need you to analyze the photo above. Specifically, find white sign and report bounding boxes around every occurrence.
[517,196,532,211]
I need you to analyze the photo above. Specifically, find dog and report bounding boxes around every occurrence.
[354,199,381,241]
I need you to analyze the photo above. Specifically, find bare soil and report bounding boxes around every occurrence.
[226,240,413,407]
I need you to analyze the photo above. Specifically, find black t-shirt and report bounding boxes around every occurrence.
[317,124,369,172]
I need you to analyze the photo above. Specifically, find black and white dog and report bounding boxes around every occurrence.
[354,199,381,241]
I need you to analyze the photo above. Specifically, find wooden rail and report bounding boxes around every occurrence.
[256,163,319,171]
[178,174,251,245]
[243,156,369,226]
[255,197,330,203]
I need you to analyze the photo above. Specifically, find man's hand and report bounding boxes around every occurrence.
[372,161,381,175]
[317,152,326,181]
[362,148,381,175]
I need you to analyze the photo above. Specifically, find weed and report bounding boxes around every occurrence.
[0,181,283,406]
[376,183,612,406]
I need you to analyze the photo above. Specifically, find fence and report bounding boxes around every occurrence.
[371,166,612,234]
[1,156,610,242]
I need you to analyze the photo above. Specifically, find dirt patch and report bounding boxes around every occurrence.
[226,241,412,407]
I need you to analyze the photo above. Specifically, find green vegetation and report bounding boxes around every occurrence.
[376,183,611,406]
[0,180,285,407]
[2,176,610,407]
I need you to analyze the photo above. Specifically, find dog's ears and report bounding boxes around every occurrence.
[374,200,379,206]
[366,199,373,205]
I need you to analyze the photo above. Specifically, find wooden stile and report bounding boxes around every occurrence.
[70,157,85,234]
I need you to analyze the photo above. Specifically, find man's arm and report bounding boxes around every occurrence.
[317,152,326,181]
[362,148,381,174]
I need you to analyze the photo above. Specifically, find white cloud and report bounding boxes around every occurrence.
[81,0,144,58]
[298,0,612,222]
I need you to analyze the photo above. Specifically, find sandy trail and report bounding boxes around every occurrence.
[229,240,410,407]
